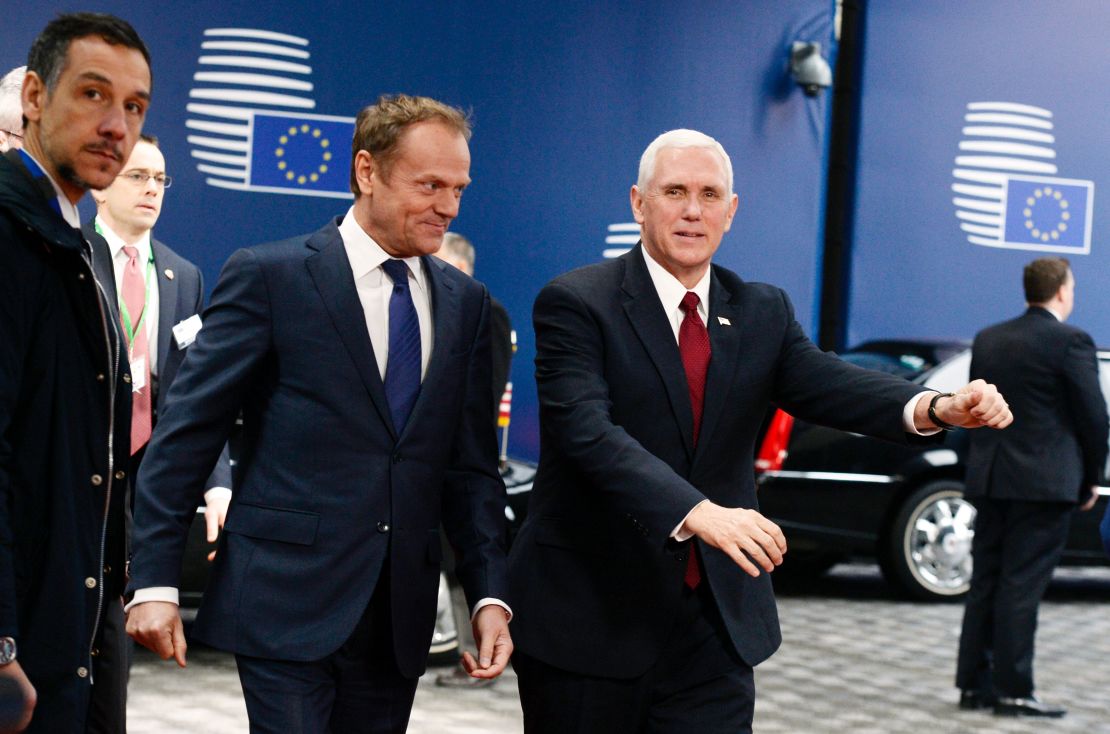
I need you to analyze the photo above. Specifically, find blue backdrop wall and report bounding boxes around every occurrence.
[6,2,836,459]
[847,2,1110,348]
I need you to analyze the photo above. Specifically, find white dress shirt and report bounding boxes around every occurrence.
[638,248,936,541]
[96,215,160,375]
[337,207,433,379]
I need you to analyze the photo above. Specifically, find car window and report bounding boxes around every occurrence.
[842,351,931,380]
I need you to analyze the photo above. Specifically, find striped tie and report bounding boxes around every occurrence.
[382,259,422,433]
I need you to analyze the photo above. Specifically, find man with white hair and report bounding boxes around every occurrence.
[507,129,1015,732]
[0,66,26,152]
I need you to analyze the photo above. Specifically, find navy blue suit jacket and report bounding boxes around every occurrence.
[128,217,507,677]
[508,246,925,678]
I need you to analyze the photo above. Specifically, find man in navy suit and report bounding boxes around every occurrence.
[508,129,1014,733]
[125,94,512,733]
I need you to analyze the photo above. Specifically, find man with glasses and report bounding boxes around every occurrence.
[84,134,232,561]
[0,66,25,152]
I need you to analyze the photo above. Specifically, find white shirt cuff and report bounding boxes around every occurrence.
[905,391,941,436]
[671,499,710,541]
[471,598,512,623]
[203,486,232,504]
[124,587,179,613]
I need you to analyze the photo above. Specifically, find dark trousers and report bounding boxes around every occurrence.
[235,581,418,734]
[955,497,1072,697]
[515,583,755,733]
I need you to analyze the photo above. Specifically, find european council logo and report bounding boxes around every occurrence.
[952,101,1095,254]
[186,28,355,199]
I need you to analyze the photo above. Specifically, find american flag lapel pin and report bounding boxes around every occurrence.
[718,316,731,326]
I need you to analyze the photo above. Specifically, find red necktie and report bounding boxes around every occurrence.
[121,245,153,454]
[679,291,711,588]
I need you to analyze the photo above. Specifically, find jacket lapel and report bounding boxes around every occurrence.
[696,267,742,460]
[401,256,457,437]
[304,221,397,438]
[151,239,177,369]
[620,246,696,462]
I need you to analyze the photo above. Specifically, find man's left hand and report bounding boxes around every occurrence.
[461,605,512,680]
[919,379,1014,430]
[203,490,231,562]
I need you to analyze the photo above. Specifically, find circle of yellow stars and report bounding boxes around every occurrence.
[1022,186,1071,243]
[274,124,333,185]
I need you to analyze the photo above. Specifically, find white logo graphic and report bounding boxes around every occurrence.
[952,101,1094,254]
[186,28,355,199]
[602,222,639,259]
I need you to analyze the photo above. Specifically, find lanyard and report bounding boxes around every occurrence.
[95,219,155,349]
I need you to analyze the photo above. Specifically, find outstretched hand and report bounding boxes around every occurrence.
[924,379,1014,430]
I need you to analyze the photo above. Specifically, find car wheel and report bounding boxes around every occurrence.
[881,480,976,601]
[427,572,460,667]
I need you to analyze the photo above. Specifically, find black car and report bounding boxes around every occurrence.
[756,340,1110,601]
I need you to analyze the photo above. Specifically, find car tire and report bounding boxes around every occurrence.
[881,479,976,601]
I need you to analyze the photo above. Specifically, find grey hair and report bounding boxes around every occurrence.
[636,129,733,196]
[440,231,476,271]
[0,66,25,135]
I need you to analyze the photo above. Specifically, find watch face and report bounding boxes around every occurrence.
[0,637,15,664]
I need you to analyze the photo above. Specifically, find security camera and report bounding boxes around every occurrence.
[790,42,832,96]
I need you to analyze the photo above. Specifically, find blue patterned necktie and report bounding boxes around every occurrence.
[381,259,422,433]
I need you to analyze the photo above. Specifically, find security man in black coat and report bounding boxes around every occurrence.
[0,14,151,733]
[956,256,1109,718]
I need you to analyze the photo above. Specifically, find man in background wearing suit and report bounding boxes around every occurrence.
[125,94,512,733]
[508,128,1014,733]
[435,231,513,413]
[955,257,1108,718]
[84,134,231,544]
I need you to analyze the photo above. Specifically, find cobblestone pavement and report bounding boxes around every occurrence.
[128,564,1110,733]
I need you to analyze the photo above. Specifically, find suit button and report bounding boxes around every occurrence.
[85,577,97,589]
[77,667,88,678]
[103,565,112,575]
[115,470,126,480]
[91,474,103,486]
[676,553,687,562]
[78,273,86,281]
[123,374,131,384]
[376,522,390,533]
[392,453,403,464]
[96,373,105,382]
[90,647,100,657]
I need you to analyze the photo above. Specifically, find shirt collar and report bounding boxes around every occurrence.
[19,148,82,228]
[640,245,711,316]
[1041,304,1064,322]
[338,206,428,294]
[96,214,152,263]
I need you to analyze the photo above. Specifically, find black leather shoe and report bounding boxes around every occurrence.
[958,690,995,710]
[994,696,1067,718]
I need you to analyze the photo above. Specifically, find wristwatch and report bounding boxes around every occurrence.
[0,637,16,665]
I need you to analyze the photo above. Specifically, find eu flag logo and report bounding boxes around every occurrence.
[248,112,355,198]
[1002,175,1093,254]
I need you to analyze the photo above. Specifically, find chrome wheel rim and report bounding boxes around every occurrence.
[904,491,976,596]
